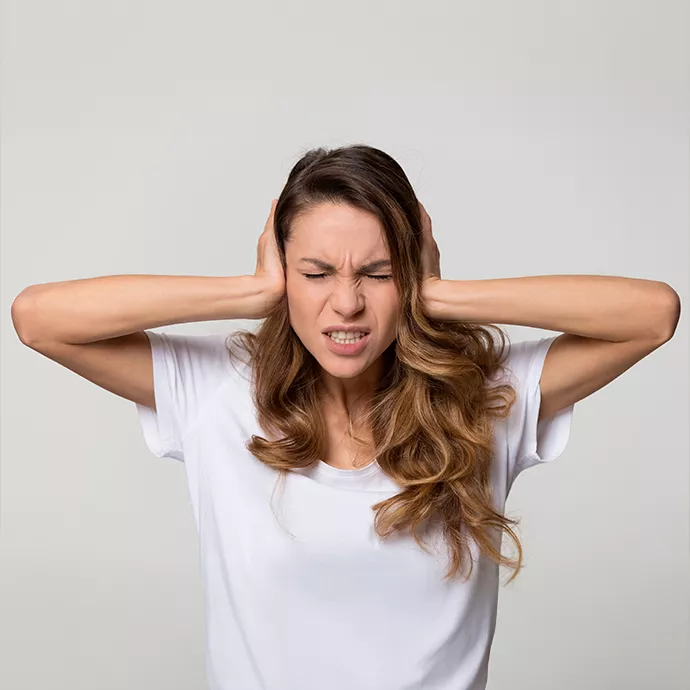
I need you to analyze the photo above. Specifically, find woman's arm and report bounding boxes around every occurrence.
[11,273,279,346]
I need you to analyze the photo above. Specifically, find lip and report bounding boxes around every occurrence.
[322,325,371,334]
[323,332,370,355]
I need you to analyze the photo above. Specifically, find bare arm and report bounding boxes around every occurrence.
[11,273,278,346]
[10,274,279,410]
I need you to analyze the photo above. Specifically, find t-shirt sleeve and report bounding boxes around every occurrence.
[135,330,232,461]
[503,335,575,486]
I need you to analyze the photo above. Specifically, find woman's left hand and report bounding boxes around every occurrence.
[419,200,441,285]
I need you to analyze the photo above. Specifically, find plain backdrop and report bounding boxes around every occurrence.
[1,1,688,688]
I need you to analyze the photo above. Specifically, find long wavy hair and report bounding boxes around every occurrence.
[229,144,523,583]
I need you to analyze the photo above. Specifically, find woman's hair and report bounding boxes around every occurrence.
[229,144,523,583]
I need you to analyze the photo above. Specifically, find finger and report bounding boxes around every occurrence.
[265,200,277,231]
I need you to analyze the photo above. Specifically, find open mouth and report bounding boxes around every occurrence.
[322,332,371,354]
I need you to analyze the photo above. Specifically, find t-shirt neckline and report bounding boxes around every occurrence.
[314,458,380,478]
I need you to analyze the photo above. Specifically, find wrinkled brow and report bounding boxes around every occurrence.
[299,257,392,272]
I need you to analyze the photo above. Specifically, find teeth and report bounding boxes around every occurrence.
[327,331,366,343]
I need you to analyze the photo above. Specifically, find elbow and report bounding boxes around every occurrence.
[11,287,41,347]
[654,282,681,342]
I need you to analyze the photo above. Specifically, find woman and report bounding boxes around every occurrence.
[11,144,679,690]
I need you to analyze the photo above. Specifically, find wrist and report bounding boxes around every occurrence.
[246,275,284,317]
[421,277,449,320]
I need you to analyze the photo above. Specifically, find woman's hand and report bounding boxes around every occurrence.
[253,199,286,315]
[418,200,447,320]
[419,200,441,285]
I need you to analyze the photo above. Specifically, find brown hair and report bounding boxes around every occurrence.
[229,144,523,583]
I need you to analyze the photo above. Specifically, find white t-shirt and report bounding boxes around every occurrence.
[135,330,575,690]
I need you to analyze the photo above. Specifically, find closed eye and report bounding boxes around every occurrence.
[303,274,393,281]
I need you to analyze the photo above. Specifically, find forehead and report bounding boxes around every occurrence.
[287,202,387,259]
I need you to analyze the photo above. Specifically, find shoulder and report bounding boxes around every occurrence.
[489,336,557,388]
[147,328,254,391]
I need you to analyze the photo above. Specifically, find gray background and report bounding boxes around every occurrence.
[2,1,688,688]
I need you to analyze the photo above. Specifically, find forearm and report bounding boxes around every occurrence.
[422,274,679,342]
[12,274,273,345]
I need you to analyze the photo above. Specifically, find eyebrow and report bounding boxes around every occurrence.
[299,257,392,272]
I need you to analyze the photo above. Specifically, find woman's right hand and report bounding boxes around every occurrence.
[253,199,286,315]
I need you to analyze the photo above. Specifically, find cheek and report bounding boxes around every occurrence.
[285,287,318,327]
[382,290,400,317]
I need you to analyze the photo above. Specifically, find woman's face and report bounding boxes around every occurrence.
[284,202,400,385]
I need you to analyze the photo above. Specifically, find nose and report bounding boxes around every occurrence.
[330,277,365,318]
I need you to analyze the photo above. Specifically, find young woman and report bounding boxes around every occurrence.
[11,145,679,690]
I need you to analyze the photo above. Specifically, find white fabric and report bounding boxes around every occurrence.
[135,330,575,690]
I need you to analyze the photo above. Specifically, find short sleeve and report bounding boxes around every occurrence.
[503,335,575,485]
[135,330,232,461]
